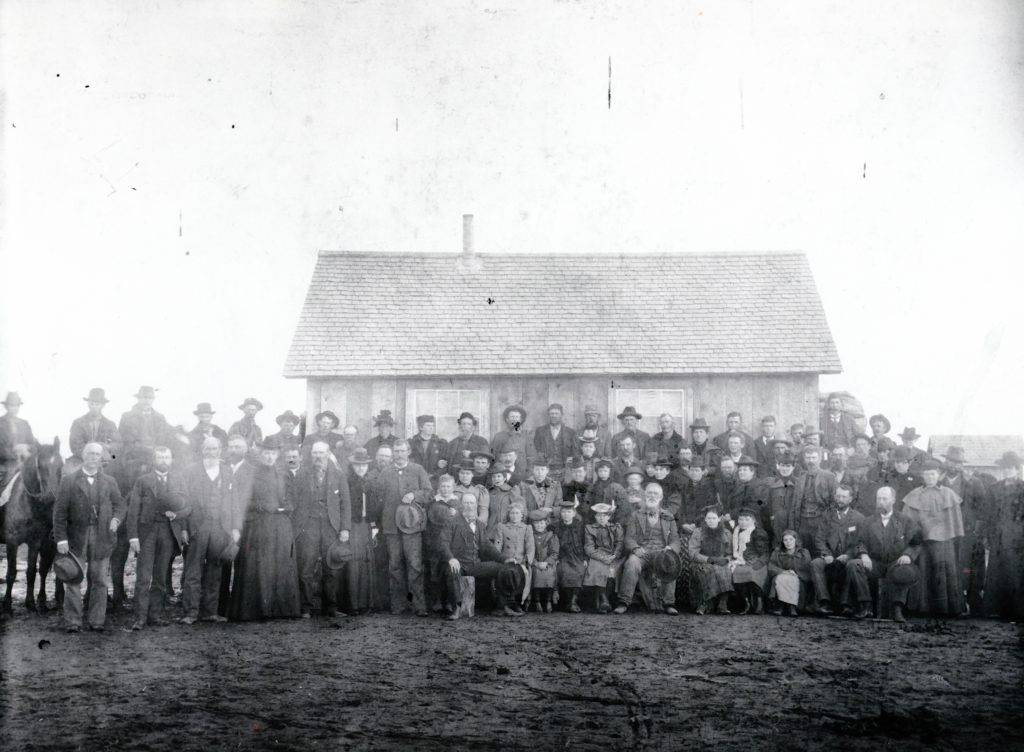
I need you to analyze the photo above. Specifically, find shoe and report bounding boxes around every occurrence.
[597,597,610,615]
[300,612,312,619]
[544,601,553,614]
[201,615,227,623]
[569,594,581,614]
[66,625,81,633]
[715,598,732,616]
[893,604,906,623]
[180,616,197,625]
[816,602,834,616]
[695,602,708,615]
[130,621,144,631]
[751,597,764,615]
[532,600,543,613]
[785,605,799,618]
[151,618,171,627]
[853,605,872,620]
[664,606,679,616]
[841,607,855,618]
[613,604,628,615]
[446,611,460,621]
[769,607,784,616]
[415,609,429,617]
[512,604,524,614]
[324,609,338,618]
[502,605,521,617]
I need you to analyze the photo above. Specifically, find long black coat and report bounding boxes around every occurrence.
[69,414,121,460]
[293,464,352,535]
[53,469,126,559]
[126,470,187,539]
[850,513,919,570]
[439,515,503,567]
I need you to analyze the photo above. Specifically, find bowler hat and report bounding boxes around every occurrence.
[488,464,507,478]
[623,466,644,479]
[348,447,372,465]
[314,410,340,428]
[653,455,674,469]
[193,402,216,416]
[208,526,239,562]
[944,446,967,464]
[899,427,921,441]
[567,457,586,470]
[133,385,157,399]
[886,563,920,587]
[373,409,395,427]
[395,502,426,534]
[869,414,892,434]
[852,432,872,444]
[772,438,793,448]
[470,451,495,463]
[736,507,759,519]
[496,565,526,595]
[456,459,476,473]
[997,451,1023,469]
[53,551,85,585]
[276,410,300,426]
[653,549,683,583]
[776,451,796,466]
[617,406,642,421]
[527,508,551,522]
[802,426,821,438]
[578,428,600,444]
[416,414,436,427]
[893,446,914,462]
[238,397,263,411]
[591,503,613,515]
[530,454,551,468]
[548,403,564,413]
[84,387,109,404]
[457,411,477,425]
[2,391,23,406]
[736,455,759,467]
[689,417,710,431]
[325,538,353,570]
[502,404,528,424]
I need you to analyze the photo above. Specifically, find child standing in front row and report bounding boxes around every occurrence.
[528,509,559,612]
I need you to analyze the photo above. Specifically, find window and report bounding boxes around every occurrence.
[406,389,489,440]
[610,388,687,437]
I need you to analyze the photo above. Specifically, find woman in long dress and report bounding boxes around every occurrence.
[902,459,965,617]
[687,507,734,614]
[343,449,379,613]
[229,439,301,621]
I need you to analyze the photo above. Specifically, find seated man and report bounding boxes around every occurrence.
[614,483,681,616]
[441,494,520,620]
[808,485,864,616]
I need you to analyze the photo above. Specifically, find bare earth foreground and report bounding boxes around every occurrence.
[2,570,1023,751]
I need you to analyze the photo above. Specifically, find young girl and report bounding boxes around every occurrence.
[528,509,559,612]
[494,504,534,614]
[583,503,623,613]
[768,529,813,616]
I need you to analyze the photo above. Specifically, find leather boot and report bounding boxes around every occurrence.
[598,590,611,614]
[893,603,906,623]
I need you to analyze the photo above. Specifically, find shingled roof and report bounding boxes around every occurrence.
[284,251,842,378]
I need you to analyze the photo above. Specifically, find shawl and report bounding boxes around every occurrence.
[902,485,964,541]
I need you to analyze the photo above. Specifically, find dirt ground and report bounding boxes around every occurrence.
[2,551,1023,752]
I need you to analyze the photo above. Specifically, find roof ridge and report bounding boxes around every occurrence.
[316,249,809,259]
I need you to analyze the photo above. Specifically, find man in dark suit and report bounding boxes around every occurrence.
[844,485,920,622]
[69,388,121,462]
[753,416,778,470]
[0,391,35,493]
[614,483,681,615]
[765,452,805,545]
[127,445,187,630]
[611,406,650,458]
[440,493,517,620]
[533,403,576,483]
[218,435,255,616]
[713,412,756,457]
[54,442,126,632]
[187,403,229,461]
[293,440,352,618]
[409,414,448,485]
[820,393,858,451]
[118,386,170,459]
[444,412,490,468]
[808,485,865,615]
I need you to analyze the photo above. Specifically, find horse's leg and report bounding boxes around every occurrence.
[3,544,17,615]
[37,540,55,613]
[24,542,38,612]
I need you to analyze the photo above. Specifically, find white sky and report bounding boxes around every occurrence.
[2,1,1023,450]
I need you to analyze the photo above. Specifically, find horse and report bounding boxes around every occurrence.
[2,439,64,615]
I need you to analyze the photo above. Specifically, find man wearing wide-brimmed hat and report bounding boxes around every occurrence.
[611,406,650,458]
[984,451,1024,620]
[228,398,264,456]
[187,403,229,461]
[0,391,36,485]
[897,426,927,473]
[54,442,125,632]
[69,388,121,462]
[941,445,987,614]
[302,410,344,461]
[868,413,892,453]
[365,409,399,459]
[409,414,448,485]
[269,410,302,456]
[574,404,612,458]
[687,417,719,472]
[444,411,490,467]
[118,386,169,459]
[492,404,532,468]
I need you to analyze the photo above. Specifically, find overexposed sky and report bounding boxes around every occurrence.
[2,1,1023,449]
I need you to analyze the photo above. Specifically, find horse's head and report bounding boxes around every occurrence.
[23,438,64,502]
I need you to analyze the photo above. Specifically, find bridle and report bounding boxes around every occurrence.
[20,452,57,500]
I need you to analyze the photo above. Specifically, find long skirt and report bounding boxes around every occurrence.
[770,571,802,606]
[984,523,1024,620]
[228,514,301,621]
[583,557,621,587]
[340,521,374,612]
[557,558,587,588]
[910,539,964,616]
[731,563,768,591]
[531,561,558,589]
[688,560,733,608]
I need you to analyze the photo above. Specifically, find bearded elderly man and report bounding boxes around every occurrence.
[377,439,433,616]
[294,441,352,619]
[614,483,682,616]
[53,442,126,633]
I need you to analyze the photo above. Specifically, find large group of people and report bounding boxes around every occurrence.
[1,387,1023,633]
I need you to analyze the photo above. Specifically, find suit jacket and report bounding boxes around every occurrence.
[227,418,263,450]
[225,460,256,525]
[293,463,351,535]
[533,425,577,470]
[117,407,169,456]
[188,424,229,459]
[519,480,561,515]
[0,416,36,462]
[53,469,125,559]
[69,414,121,459]
[851,513,920,569]
[126,470,188,540]
[439,515,504,566]
[409,434,449,478]
[820,412,858,450]
[801,469,838,519]
[444,435,490,467]
[648,431,685,460]
[182,461,244,534]
[813,508,865,558]
[753,436,778,475]
[624,510,681,554]
[712,430,756,457]
[611,429,651,458]
[374,461,433,535]
[766,475,805,543]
